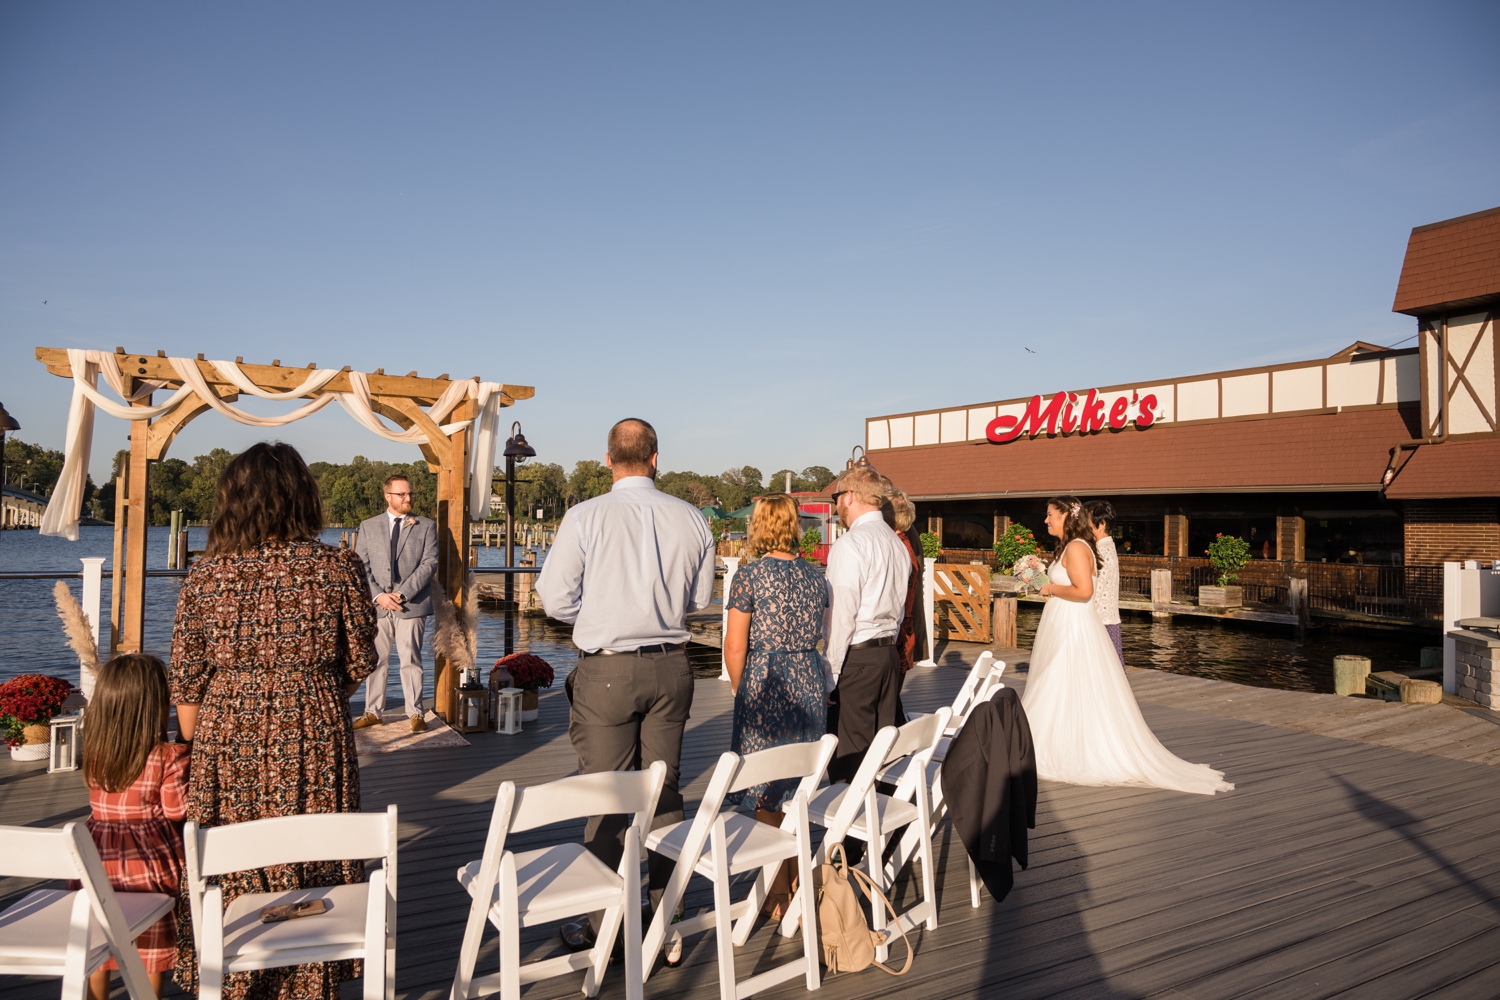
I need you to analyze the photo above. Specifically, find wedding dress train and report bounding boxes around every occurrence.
[1021,540,1233,795]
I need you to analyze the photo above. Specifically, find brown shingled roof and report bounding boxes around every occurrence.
[1392,206,1500,316]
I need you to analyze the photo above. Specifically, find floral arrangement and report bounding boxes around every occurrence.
[1012,553,1049,594]
[492,653,554,692]
[1206,532,1251,586]
[0,674,74,748]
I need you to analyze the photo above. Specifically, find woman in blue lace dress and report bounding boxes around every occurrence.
[724,493,829,914]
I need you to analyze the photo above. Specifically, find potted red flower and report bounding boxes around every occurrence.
[491,653,554,721]
[1,674,74,761]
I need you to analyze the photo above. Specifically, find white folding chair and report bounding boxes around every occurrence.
[642,734,837,1000]
[0,822,173,1000]
[788,710,950,961]
[883,662,1008,911]
[184,806,399,1000]
[451,762,666,1000]
[905,652,1006,765]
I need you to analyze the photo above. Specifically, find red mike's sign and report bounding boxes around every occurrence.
[987,389,1158,444]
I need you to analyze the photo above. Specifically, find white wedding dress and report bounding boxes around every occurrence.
[1022,539,1233,795]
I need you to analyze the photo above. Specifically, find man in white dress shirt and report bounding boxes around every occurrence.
[536,418,716,948]
[823,464,910,783]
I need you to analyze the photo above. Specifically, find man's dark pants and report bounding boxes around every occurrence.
[826,643,906,784]
[565,647,695,927]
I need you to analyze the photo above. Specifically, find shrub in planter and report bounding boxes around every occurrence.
[1,674,74,747]
[1206,533,1251,587]
[919,532,941,559]
[994,524,1043,574]
[800,528,822,561]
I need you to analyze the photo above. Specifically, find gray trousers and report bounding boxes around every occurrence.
[565,648,694,922]
[363,615,428,716]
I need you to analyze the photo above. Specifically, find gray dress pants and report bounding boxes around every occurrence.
[365,615,428,715]
[565,647,695,922]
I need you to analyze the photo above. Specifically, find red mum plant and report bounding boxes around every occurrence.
[0,674,74,747]
[491,653,554,693]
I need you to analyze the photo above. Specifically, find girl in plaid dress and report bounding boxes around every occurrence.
[79,652,190,999]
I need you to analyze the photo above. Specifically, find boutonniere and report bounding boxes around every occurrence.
[403,516,417,528]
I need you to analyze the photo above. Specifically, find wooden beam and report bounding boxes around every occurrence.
[34,347,535,405]
[122,392,152,652]
[146,386,240,461]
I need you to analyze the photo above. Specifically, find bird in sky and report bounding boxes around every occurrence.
[1024,347,1035,354]
[43,300,47,305]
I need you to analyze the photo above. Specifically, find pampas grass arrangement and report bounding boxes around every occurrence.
[430,574,478,678]
[53,580,99,695]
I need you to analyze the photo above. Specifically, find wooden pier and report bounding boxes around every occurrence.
[6,643,1500,999]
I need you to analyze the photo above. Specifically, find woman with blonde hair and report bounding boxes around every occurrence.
[723,493,829,917]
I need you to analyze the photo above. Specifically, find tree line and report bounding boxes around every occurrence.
[4,436,838,528]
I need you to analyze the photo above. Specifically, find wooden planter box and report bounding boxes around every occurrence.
[1198,585,1244,609]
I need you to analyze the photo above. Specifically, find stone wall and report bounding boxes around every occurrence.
[1404,499,1500,565]
[1451,628,1500,710]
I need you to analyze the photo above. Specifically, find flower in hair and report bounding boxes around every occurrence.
[1070,504,1081,515]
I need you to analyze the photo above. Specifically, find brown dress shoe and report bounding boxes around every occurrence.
[410,713,429,733]
[352,712,382,730]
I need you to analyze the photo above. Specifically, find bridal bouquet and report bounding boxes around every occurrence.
[1012,553,1049,594]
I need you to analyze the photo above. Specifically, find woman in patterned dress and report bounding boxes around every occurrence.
[78,652,189,1000]
[170,442,379,998]
[723,494,829,915]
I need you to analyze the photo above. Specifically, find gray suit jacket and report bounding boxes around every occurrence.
[355,512,439,619]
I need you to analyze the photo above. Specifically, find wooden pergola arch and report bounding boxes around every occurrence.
[36,346,535,722]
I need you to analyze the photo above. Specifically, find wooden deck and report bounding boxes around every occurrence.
[7,646,1500,999]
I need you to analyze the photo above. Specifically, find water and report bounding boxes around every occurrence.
[3,527,1438,698]
[1014,604,1436,694]
[0,527,587,708]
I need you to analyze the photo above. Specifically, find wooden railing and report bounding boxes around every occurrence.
[1115,555,1443,622]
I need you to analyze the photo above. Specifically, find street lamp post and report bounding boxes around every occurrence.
[0,402,20,554]
[502,423,536,656]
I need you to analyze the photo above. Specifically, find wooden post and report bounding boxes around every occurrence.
[433,403,473,722]
[110,473,126,655]
[1164,514,1189,557]
[1277,516,1305,562]
[1151,568,1173,616]
[993,595,1017,648]
[994,514,1010,545]
[1289,577,1309,624]
[122,394,153,653]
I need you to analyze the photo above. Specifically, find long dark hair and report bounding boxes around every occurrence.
[1048,495,1101,570]
[82,653,170,793]
[205,442,324,556]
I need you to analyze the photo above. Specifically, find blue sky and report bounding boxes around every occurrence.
[2,2,1497,484]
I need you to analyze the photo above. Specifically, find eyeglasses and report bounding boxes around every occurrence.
[386,492,413,498]
[831,491,847,504]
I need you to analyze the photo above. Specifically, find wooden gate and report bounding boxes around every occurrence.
[934,563,992,643]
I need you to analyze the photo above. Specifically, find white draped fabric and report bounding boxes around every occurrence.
[40,351,511,540]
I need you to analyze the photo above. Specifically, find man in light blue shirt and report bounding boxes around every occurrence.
[536,417,715,949]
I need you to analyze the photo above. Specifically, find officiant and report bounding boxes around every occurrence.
[353,473,439,733]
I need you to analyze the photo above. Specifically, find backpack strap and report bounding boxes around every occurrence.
[843,862,914,975]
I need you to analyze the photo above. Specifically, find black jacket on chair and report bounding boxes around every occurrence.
[940,686,1038,903]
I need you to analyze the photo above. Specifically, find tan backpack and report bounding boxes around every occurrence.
[813,842,913,976]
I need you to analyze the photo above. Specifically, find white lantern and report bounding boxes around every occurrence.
[496,687,524,734]
[49,713,81,773]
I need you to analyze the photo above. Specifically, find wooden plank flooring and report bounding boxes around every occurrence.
[6,650,1500,999]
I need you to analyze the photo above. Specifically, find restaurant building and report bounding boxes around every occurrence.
[867,207,1500,619]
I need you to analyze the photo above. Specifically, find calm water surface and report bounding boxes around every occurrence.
[3,528,1437,697]
[0,527,584,708]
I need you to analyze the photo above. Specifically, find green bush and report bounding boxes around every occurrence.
[1206,532,1251,586]
[993,523,1043,573]
[919,532,941,559]
[800,528,821,560]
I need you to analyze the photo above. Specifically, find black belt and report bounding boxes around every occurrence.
[848,636,896,650]
[586,642,686,656]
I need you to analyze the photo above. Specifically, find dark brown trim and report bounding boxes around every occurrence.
[1411,205,1500,235]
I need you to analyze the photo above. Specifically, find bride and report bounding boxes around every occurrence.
[1022,496,1233,795]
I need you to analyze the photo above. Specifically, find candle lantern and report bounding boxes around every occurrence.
[49,713,81,773]
[452,683,489,734]
[496,687,524,735]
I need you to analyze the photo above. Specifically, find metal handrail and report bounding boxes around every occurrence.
[0,569,190,580]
